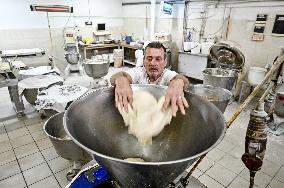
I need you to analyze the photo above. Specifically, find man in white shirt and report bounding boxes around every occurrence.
[110,42,189,117]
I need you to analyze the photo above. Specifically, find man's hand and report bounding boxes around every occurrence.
[163,78,189,117]
[114,75,133,112]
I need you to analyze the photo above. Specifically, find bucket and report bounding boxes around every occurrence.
[190,42,201,54]
[189,84,232,113]
[247,67,266,86]
[183,42,191,52]
[202,68,238,90]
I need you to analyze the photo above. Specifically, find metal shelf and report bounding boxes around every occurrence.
[123,59,136,66]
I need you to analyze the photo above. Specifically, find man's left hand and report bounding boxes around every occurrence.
[163,78,189,117]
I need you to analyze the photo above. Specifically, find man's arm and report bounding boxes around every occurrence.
[110,71,133,112]
[170,74,190,91]
[110,71,132,86]
[164,74,190,117]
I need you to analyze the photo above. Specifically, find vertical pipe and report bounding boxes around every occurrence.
[150,0,156,40]
[46,12,55,68]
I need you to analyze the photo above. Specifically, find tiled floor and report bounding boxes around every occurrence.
[0,66,284,187]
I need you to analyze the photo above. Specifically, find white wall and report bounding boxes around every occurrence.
[0,0,123,29]
[1,0,284,72]
[0,0,123,68]
[122,1,284,71]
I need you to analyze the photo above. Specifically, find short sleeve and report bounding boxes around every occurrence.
[163,69,178,85]
[126,67,144,84]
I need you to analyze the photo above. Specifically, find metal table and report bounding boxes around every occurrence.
[0,48,45,118]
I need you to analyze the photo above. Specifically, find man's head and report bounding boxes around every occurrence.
[143,42,167,82]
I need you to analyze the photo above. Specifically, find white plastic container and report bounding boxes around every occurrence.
[190,42,201,54]
[184,42,191,52]
[247,67,267,86]
[135,49,144,67]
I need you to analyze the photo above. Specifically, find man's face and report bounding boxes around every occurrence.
[144,47,167,81]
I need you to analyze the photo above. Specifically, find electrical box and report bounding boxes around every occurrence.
[64,27,76,44]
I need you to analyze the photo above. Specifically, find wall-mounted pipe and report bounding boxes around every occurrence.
[150,0,156,40]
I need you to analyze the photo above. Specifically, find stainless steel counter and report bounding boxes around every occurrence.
[178,52,208,80]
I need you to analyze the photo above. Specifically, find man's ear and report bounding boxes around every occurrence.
[164,58,167,67]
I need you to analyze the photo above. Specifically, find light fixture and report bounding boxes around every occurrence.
[30,4,73,13]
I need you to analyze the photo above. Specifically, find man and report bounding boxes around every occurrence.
[110,42,189,117]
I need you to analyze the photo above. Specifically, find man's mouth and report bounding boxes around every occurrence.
[149,68,158,72]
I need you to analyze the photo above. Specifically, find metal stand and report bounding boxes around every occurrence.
[0,75,25,118]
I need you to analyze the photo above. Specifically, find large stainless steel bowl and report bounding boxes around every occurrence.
[65,52,80,64]
[189,84,232,113]
[203,68,238,90]
[23,88,39,105]
[64,85,226,188]
[23,82,63,105]
[83,60,109,78]
[44,112,91,161]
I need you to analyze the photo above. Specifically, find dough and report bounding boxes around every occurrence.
[118,91,172,145]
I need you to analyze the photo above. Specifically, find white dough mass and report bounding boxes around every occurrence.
[118,91,172,145]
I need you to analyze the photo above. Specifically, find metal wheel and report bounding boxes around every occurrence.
[66,169,80,181]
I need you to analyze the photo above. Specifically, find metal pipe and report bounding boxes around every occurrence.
[46,12,55,68]
[150,0,156,40]
[226,53,284,128]
[258,82,275,105]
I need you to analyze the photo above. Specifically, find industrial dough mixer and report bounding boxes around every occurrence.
[63,85,226,187]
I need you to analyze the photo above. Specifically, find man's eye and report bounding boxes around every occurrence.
[156,57,162,61]
[146,57,152,61]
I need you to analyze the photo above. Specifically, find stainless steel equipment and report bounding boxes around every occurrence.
[64,85,226,188]
[44,112,91,161]
[65,52,80,65]
[83,60,109,88]
[202,68,238,90]
[0,60,25,118]
[63,27,81,74]
[23,88,39,105]
[21,79,63,106]
[83,60,109,78]
[188,84,232,113]
[204,42,245,92]
[0,48,45,118]
[208,42,245,69]
[44,112,92,180]
[0,79,25,117]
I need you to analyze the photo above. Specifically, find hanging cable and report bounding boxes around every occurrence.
[88,0,91,21]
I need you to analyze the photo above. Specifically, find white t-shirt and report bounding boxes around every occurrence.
[126,67,178,86]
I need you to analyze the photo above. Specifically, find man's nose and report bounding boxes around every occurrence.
[149,59,157,65]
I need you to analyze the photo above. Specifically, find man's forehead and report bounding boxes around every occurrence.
[145,48,164,56]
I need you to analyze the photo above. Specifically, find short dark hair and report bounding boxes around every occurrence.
[145,42,166,59]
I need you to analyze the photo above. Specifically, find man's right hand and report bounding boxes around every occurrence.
[114,76,133,112]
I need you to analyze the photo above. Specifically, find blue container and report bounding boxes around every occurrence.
[125,36,133,44]
[69,164,110,188]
